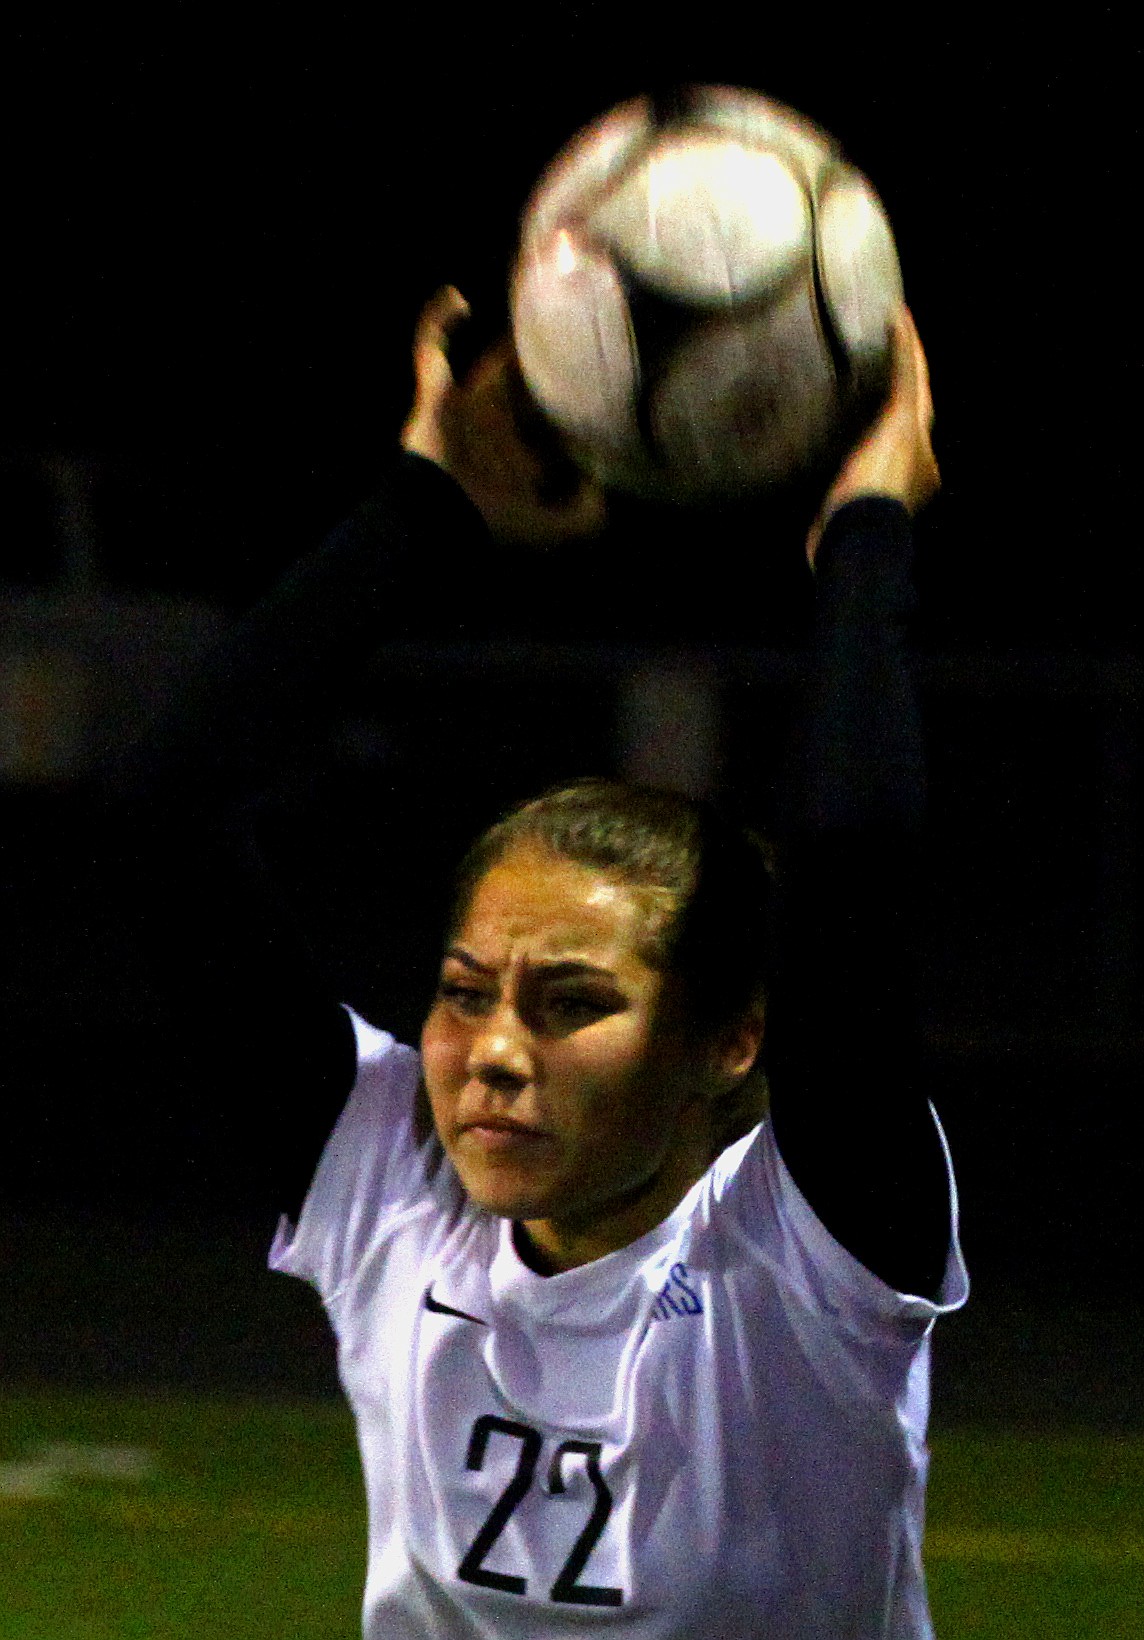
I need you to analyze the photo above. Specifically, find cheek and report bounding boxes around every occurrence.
[556,1026,665,1129]
[420,1013,468,1107]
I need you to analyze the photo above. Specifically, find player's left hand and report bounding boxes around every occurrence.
[400,285,607,547]
[806,304,940,567]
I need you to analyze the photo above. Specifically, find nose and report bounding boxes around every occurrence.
[467,1001,534,1096]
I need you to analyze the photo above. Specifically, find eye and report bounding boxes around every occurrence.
[545,990,621,1028]
[436,979,494,1016]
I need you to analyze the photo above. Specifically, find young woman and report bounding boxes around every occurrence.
[117,287,965,1637]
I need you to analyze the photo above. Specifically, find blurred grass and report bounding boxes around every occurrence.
[926,1431,1143,1638]
[1,1394,1141,1638]
[0,1395,365,1640]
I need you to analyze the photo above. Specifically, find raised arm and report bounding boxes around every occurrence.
[99,287,606,1219]
[766,309,951,1300]
[95,452,492,1210]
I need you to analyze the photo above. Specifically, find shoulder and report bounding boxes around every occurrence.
[706,1115,968,1331]
[346,1006,413,1080]
[269,1010,448,1296]
[334,1008,428,1162]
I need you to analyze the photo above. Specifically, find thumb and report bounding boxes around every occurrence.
[410,285,472,410]
[415,284,472,348]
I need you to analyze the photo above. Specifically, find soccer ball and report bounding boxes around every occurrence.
[510,85,903,505]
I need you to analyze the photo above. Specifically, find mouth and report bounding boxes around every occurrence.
[456,1116,551,1153]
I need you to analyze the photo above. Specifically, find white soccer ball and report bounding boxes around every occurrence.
[510,85,903,505]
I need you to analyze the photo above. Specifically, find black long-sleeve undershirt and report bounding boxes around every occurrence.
[767,498,950,1299]
[101,454,950,1299]
[98,453,487,1218]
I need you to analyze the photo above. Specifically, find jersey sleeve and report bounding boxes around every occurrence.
[716,1113,968,1335]
[268,1010,445,1301]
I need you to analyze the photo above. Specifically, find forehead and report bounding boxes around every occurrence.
[456,848,650,962]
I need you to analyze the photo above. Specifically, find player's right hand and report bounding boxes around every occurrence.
[400,286,607,547]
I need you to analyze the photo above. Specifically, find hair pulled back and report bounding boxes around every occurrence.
[448,778,776,1040]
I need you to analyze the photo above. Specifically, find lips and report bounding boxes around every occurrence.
[457,1115,550,1150]
[459,1115,545,1137]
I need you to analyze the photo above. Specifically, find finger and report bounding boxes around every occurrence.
[410,286,471,408]
[413,285,471,355]
[897,305,934,422]
[885,305,916,390]
[898,308,941,500]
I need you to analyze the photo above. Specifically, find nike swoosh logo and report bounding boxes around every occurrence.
[423,1285,488,1326]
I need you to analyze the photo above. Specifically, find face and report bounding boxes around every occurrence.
[420,845,716,1259]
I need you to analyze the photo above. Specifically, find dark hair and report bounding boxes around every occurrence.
[448,778,776,1039]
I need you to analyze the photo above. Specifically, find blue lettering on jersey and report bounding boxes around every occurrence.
[652,1262,703,1321]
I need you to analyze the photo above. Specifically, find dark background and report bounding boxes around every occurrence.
[1,4,1139,1416]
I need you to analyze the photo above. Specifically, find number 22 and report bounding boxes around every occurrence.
[457,1414,623,1607]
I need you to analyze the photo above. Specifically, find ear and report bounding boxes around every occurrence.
[709,1003,766,1088]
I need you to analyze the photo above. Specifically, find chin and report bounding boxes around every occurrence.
[451,1156,554,1221]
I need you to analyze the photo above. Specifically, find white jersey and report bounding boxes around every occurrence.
[270,1009,968,1640]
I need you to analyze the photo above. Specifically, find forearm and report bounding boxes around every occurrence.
[92,453,489,1215]
[767,497,948,1299]
[792,496,923,834]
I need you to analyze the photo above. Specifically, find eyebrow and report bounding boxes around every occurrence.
[443,947,618,981]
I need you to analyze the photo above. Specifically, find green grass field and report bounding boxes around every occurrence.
[1,1393,1140,1639]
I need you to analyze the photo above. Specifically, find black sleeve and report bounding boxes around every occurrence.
[765,496,951,1301]
[98,451,492,1223]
